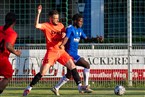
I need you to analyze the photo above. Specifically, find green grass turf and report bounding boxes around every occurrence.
[0,88,145,97]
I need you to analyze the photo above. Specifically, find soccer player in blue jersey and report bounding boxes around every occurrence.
[51,13,93,96]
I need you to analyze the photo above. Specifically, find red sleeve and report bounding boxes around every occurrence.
[6,31,17,45]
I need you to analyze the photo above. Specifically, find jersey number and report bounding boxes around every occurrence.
[0,39,5,53]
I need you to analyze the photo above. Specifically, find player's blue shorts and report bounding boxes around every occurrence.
[70,54,81,63]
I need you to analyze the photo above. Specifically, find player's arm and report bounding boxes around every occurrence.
[61,27,66,38]
[6,42,21,57]
[59,27,72,49]
[59,37,68,49]
[35,5,42,29]
[81,29,87,39]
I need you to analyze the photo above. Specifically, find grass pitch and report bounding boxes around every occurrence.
[0,87,145,97]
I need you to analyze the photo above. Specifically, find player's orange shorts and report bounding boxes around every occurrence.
[0,57,14,78]
[42,49,72,66]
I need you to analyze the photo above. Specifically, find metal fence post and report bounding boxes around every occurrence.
[127,0,132,87]
[65,0,68,26]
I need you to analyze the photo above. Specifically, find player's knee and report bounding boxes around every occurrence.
[83,62,90,69]
[40,73,45,76]
[0,90,3,94]
[40,69,47,76]
[66,60,76,70]
[4,77,11,82]
[86,64,90,69]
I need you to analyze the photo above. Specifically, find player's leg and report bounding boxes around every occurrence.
[23,52,53,96]
[31,61,51,86]
[0,78,11,94]
[54,68,71,89]
[76,57,93,93]
[51,68,71,96]
[76,57,90,86]
[57,52,84,93]
[65,59,84,92]
[23,61,51,96]
[0,59,13,94]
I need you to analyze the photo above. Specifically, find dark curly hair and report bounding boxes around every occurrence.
[72,13,83,21]
[3,12,16,31]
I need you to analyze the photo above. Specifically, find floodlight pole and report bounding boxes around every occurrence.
[127,0,132,86]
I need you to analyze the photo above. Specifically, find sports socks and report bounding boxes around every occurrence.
[55,68,82,90]
[83,68,90,86]
[55,76,69,90]
[26,86,32,91]
[71,68,81,85]
[30,72,42,87]
[54,68,83,91]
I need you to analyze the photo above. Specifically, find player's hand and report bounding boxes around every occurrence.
[15,50,21,57]
[62,32,66,38]
[59,45,64,49]
[38,5,42,14]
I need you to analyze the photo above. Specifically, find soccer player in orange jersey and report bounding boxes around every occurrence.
[0,12,21,94]
[23,5,84,96]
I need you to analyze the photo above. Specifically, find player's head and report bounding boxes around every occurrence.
[48,10,59,25]
[72,13,83,28]
[3,12,16,31]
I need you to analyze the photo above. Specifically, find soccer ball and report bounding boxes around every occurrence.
[114,85,126,95]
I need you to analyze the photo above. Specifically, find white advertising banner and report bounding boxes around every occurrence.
[9,49,145,80]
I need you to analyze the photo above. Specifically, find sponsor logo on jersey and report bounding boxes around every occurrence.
[74,38,80,42]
